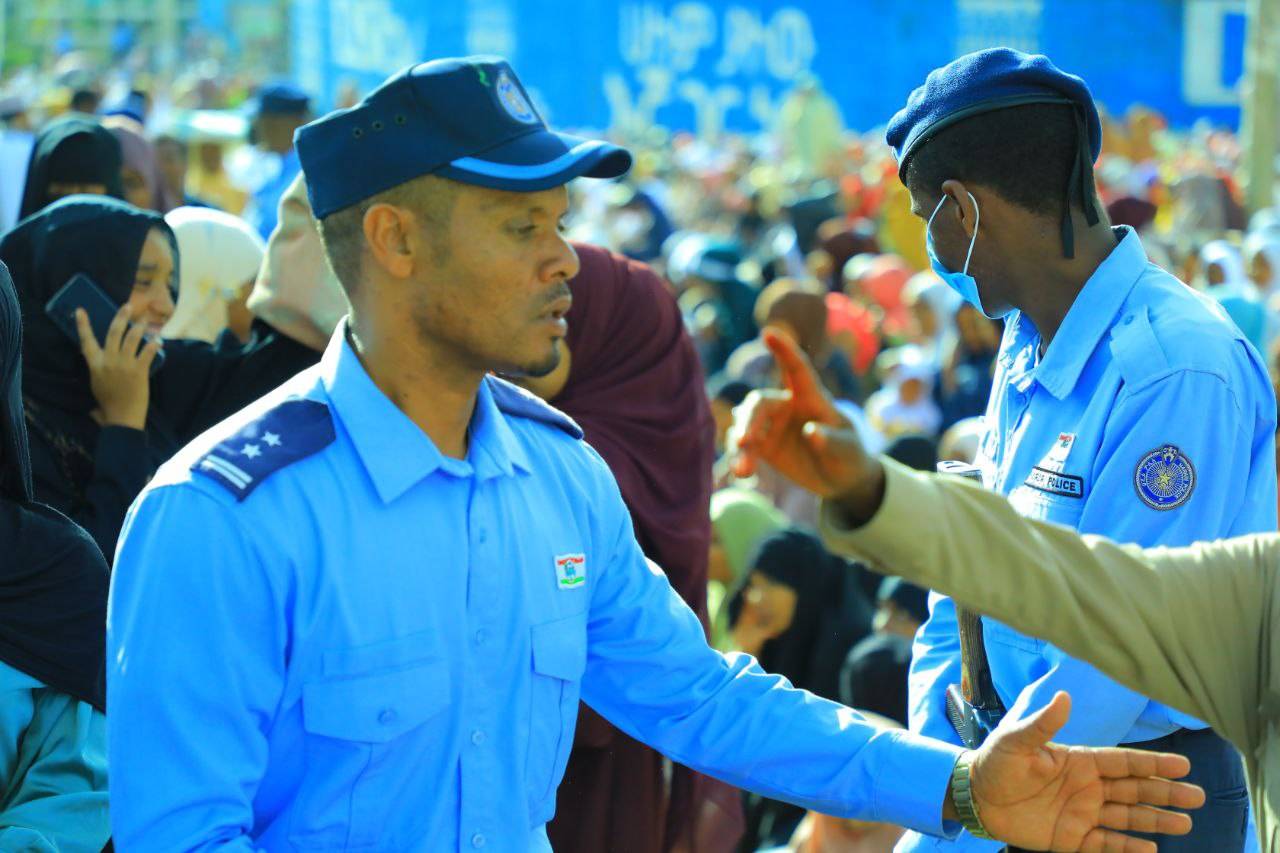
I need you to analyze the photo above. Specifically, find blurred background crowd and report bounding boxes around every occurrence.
[0,1,1277,852]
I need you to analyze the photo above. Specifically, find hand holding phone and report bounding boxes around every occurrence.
[73,303,161,430]
[45,273,166,376]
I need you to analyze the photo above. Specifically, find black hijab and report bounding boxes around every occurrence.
[730,528,874,701]
[19,116,125,220]
[0,259,108,712]
[1,195,174,416]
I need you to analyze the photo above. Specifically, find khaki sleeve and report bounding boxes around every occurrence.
[820,458,1275,750]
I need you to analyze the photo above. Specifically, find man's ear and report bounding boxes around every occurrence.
[940,178,979,240]
[362,203,417,280]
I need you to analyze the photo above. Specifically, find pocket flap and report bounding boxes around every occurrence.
[303,660,450,743]
[531,618,586,682]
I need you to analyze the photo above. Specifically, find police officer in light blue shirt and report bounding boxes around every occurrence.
[106,57,1204,852]
[243,83,310,240]
[884,49,1277,852]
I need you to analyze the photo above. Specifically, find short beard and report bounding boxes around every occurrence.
[501,342,561,380]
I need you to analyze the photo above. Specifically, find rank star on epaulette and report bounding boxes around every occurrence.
[194,398,335,501]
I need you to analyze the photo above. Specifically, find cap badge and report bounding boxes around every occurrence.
[496,70,538,124]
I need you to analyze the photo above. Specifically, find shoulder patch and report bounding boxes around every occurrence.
[1133,444,1195,511]
[193,398,335,501]
[487,376,583,440]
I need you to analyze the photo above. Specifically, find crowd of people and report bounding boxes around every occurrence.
[0,39,1273,853]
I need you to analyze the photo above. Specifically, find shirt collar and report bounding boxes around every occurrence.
[1033,226,1147,400]
[318,322,529,503]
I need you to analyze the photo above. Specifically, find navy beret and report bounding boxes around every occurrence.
[256,82,311,116]
[295,56,632,219]
[886,48,1101,177]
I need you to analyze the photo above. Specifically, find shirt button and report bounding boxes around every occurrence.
[471,729,486,745]
[474,629,487,645]
[472,833,486,848]
[378,708,398,725]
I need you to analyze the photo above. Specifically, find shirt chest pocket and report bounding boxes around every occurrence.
[292,645,451,849]
[525,615,587,822]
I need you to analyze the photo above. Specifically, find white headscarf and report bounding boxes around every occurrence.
[163,206,265,342]
[1199,240,1248,288]
[1245,230,1280,295]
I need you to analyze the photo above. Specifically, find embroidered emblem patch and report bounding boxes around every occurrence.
[1134,445,1195,511]
[555,554,586,589]
[496,71,538,124]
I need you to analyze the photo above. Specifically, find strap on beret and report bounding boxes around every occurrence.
[1060,108,1101,260]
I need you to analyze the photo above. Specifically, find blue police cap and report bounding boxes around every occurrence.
[296,57,633,219]
[887,48,1100,174]
[886,48,1102,258]
[256,82,311,116]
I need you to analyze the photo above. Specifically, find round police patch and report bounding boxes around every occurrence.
[496,71,537,124]
[1133,445,1195,510]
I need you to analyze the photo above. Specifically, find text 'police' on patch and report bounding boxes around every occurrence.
[1024,466,1084,499]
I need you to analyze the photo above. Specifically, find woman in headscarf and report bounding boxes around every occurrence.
[937,303,1002,430]
[163,206,265,343]
[708,487,787,650]
[1246,230,1280,297]
[728,528,876,849]
[0,195,318,560]
[1201,240,1267,354]
[0,260,111,850]
[865,347,942,439]
[537,243,740,853]
[1245,231,1280,356]
[18,116,124,219]
[102,115,180,213]
[902,271,960,368]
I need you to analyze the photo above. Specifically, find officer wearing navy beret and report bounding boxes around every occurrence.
[244,81,311,240]
[106,56,1201,851]
[874,48,1274,851]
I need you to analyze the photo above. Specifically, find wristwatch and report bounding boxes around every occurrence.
[951,751,995,840]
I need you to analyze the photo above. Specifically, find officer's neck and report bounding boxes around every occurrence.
[347,320,479,460]
[1008,219,1118,351]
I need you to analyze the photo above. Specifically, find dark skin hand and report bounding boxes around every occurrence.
[731,330,1206,852]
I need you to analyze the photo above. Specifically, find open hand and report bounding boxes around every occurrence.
[969,692,1205,851]
[77,304,160,430]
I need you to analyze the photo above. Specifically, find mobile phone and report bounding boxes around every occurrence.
[45,273,166,375]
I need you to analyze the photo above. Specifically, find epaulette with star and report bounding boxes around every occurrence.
[487,376,583,439]
[193,398,336,501]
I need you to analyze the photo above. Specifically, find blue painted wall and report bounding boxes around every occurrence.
[289,0,1248,132]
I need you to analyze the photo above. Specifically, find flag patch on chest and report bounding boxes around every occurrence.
[555,554,586,589]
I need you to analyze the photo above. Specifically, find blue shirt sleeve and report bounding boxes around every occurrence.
[1009,369,1276,746]
[108,485,287,851]
[0,662,109,853]
[575,449,963,837]
[907,593,965,747]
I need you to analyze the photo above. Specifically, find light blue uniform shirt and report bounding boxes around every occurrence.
[108,324,965,852]
[244,149,300,240]
[902,228,1277,851]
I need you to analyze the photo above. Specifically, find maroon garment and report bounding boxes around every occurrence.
[546,244,738,853]
[1105,196,1158,232]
